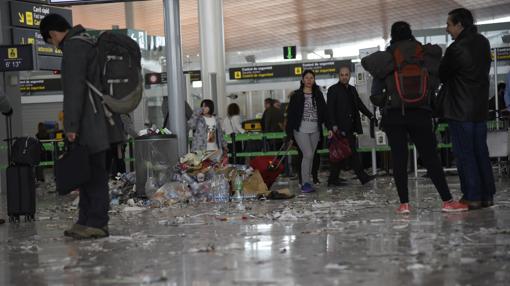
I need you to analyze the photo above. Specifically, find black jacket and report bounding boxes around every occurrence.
[439,26,492,122]
[286,88,327,138]
[327,82,373,134]
[262,106,284,132]
[60,25,111,154]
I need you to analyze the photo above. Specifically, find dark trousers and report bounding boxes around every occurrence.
[227,141,244,164]
[384,110,452,203]
[77,151,109,228]
[106,143,126,177]
[448,120,496,201]
[328,133,369,183]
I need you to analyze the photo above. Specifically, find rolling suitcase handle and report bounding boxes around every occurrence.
[268,141,293,171]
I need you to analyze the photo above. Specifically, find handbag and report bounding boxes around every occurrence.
[328,132,352,162]
[55,142,91,195]
[431,83,447,118]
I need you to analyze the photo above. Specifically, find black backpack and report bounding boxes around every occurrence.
[11,137,43,167]
[73,31,143,125]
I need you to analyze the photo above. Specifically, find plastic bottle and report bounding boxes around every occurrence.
[218,175,230,203]
[232,173,243,202]
[212,174,229,203]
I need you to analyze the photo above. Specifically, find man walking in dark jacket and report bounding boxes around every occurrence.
[327,66,375,186]
[40,14,121,238]
[439,8,495,209]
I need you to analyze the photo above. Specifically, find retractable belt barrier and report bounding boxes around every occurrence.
[6,122,508,171]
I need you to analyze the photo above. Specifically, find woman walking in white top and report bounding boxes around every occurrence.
[223,103,245,164]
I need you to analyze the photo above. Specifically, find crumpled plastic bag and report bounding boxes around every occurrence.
[150,182,191,207]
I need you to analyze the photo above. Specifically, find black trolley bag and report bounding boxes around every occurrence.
[4,114,36,223]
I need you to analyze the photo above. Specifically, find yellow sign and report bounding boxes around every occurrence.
[294,67,302,75]
[234,71,241,79]
[8,48,18,59]
[18,12,25,24]
[25,12,33,26]
[27,38,35,45]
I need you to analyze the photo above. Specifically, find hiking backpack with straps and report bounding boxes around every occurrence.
[73,31,143,125]
[387,41,430,110]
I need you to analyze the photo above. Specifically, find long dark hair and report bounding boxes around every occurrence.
[299,69,320,93]
[390,21,415,44]
[227,103,240,117]
[297,69,321,107]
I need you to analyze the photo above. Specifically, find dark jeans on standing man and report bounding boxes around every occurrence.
[328,133,370,184]
[448,120,496,201]
[383,109,452,204]
[77,151,110,228]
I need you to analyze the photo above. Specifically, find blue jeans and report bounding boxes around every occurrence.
[448,120,496,201]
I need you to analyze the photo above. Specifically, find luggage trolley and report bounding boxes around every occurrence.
[486,118,510,175]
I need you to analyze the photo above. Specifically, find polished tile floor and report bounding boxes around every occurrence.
[1,173,509,286]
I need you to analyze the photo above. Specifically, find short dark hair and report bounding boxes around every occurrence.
[227,103,240,117]
[264,98,273,105]
[39,13,71,43]
[448,8,474,29]
[339,65,351,73]
[390,21,414,43]
[200,99,214,115]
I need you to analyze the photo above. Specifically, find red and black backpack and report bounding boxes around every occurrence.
[388,42,430,109]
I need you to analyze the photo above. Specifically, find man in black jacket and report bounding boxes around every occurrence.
[41,14,121,238]
[327,66,375,186]
[439,8,495,209]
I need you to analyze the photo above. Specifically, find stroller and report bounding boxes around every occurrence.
[249,142,291,189]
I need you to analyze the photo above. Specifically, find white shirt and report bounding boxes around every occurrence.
[204,116,218,151]
[299,93,319,133]
[223,115,246,135]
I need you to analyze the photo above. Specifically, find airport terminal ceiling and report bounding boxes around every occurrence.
[70,0,510,59]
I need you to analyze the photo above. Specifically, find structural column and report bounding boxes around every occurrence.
[163,0,187,156]
[0,0,23,194]
[198,0,227,116]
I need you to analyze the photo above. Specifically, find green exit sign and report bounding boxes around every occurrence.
[283,46,296,59]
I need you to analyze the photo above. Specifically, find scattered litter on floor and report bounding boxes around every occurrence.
[325,263,349,270]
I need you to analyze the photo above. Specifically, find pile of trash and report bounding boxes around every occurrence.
[137,127,172,137]
[148,150,263,206]
[109,150,294,208]
[109,172,137,206]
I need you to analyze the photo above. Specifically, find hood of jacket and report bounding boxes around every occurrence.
[59,25,86,51]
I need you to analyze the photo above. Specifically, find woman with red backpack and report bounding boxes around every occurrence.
[362,21,468,214]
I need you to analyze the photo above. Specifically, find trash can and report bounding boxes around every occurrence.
[134,134,179,197]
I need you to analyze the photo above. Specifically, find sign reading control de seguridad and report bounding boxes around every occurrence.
[229,60,352,80]
[9,1,72,29]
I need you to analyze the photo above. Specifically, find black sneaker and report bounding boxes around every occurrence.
[0,218,5,225]
[327,180,346,187]
[481,200,494,208]
[360,175,375,185]
[459,196,483,210]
